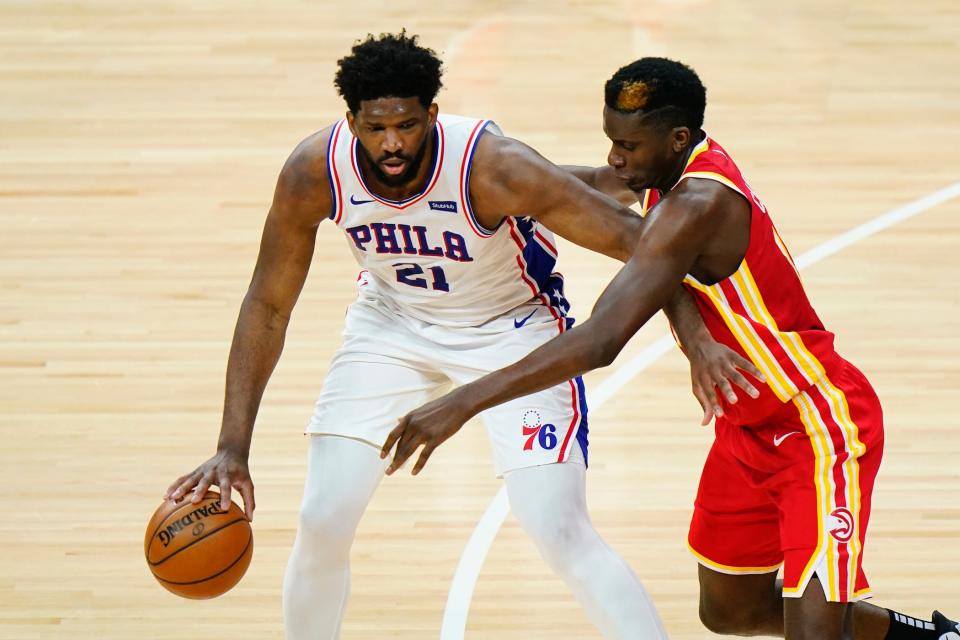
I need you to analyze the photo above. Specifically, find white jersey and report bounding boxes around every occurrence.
[326,113,568,327]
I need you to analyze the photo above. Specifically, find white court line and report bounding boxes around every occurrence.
[439,181,960,640]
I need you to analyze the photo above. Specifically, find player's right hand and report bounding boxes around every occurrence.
[164,450,256,522]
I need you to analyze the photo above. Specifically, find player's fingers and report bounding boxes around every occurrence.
[387,434,419,476]
[170,472,200,501]
[191,472,214,503]
[726,368,759,399]
[712,387,725,419]
[412,445,435,476]
[218,475,233,513]
[691,384,714,427]
[691,383,706,410]
[733,354,765,383]
[237,481,255,522]
[381,418,407,459]
[165,474,189,499]
[717,376,738,404]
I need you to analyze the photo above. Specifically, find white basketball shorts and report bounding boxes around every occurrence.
[306,284,589,476]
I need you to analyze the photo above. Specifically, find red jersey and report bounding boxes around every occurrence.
[644,136,846,425]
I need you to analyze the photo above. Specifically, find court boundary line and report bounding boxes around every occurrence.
[439,181,960,639]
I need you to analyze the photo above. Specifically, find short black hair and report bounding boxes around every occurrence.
[604,57,706,131]
[334,31,443,113]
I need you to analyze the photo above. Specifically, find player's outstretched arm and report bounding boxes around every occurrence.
[560,162,762,416]
[381,179,727,474]
[165,131,333,519]
[553,154,765,423]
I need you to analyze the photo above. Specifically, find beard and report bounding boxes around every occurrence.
[358,134,431,188]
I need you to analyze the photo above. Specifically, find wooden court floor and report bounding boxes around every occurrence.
[2,1,958,638]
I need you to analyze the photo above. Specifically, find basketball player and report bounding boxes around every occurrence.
[383,58,960,640]
[163,34,756,639]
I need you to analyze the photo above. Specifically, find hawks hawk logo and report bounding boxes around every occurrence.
[828,507,855,543]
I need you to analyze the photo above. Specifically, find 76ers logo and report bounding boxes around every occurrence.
[522,410,557,451]
[828,507,855,543]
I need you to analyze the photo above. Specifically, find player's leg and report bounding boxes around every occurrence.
[503,446,667,639]
[699,566,958,639]
[442,296,665,637]
[697,566,784,635]
[689,431,786,635]
[783,578,957,640]
[283,299,448,639]
[775,366,882,640]
[779,368,958,640]
[283,435,388,639]
[783,576,848,639]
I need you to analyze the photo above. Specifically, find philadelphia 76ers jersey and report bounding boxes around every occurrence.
[326,113,565,327]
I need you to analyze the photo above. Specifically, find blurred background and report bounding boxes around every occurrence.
[2,1,959,638]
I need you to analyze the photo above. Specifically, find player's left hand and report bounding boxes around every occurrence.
[380,389,475,475]
[687,339,765,426]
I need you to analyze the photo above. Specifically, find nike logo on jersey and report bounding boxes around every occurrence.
[773,431,802,447]
[349,195,375,205]
[513,309,537,328]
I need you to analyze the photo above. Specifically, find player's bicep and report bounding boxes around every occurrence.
[247,209,317,313]
[245,144,329,316]
[475,138,641,261]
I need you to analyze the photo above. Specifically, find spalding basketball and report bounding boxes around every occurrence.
[144,490,253,599]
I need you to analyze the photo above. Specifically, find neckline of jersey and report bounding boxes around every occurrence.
[349,121,445,209]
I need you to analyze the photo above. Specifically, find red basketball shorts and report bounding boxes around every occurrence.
[688,361,884,602]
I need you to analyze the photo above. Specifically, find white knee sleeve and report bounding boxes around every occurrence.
[283,436,387,640]
[505,459,667,640]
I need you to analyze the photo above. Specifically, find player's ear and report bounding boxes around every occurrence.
[346,110,357,136]
[427,103,439,126]
[671,126,691,153]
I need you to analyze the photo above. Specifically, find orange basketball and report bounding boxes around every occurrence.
[144,490,253,599]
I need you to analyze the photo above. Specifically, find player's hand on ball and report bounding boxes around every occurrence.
[381,389,474,475]
[686,340,765,426]
[164,450,256,521]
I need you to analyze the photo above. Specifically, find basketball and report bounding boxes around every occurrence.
[144,490,253,599]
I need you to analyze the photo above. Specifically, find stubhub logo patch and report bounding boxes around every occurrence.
[429,200,458,213]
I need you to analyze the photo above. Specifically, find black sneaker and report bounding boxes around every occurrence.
[933,611,960,640]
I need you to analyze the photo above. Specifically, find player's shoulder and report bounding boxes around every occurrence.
[667,168,749,229]
[467,132,553,207]
[671,137,744,208]
[686,135,744,178]
[437,112,500,134]
[470,125,539,176]
[277,123,339,202]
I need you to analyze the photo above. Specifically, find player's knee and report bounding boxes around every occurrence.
[698,593,766,636]
[513,511,589,572]
[297,497,360,551]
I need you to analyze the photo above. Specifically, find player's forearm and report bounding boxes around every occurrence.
[216,295,290,458]
[663,287,712,353]
[458,322,618,419]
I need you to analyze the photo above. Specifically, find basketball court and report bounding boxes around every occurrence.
[2,1,959,637]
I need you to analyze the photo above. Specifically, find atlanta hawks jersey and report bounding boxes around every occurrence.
[326,114,563,328]
[644,136,846,425]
